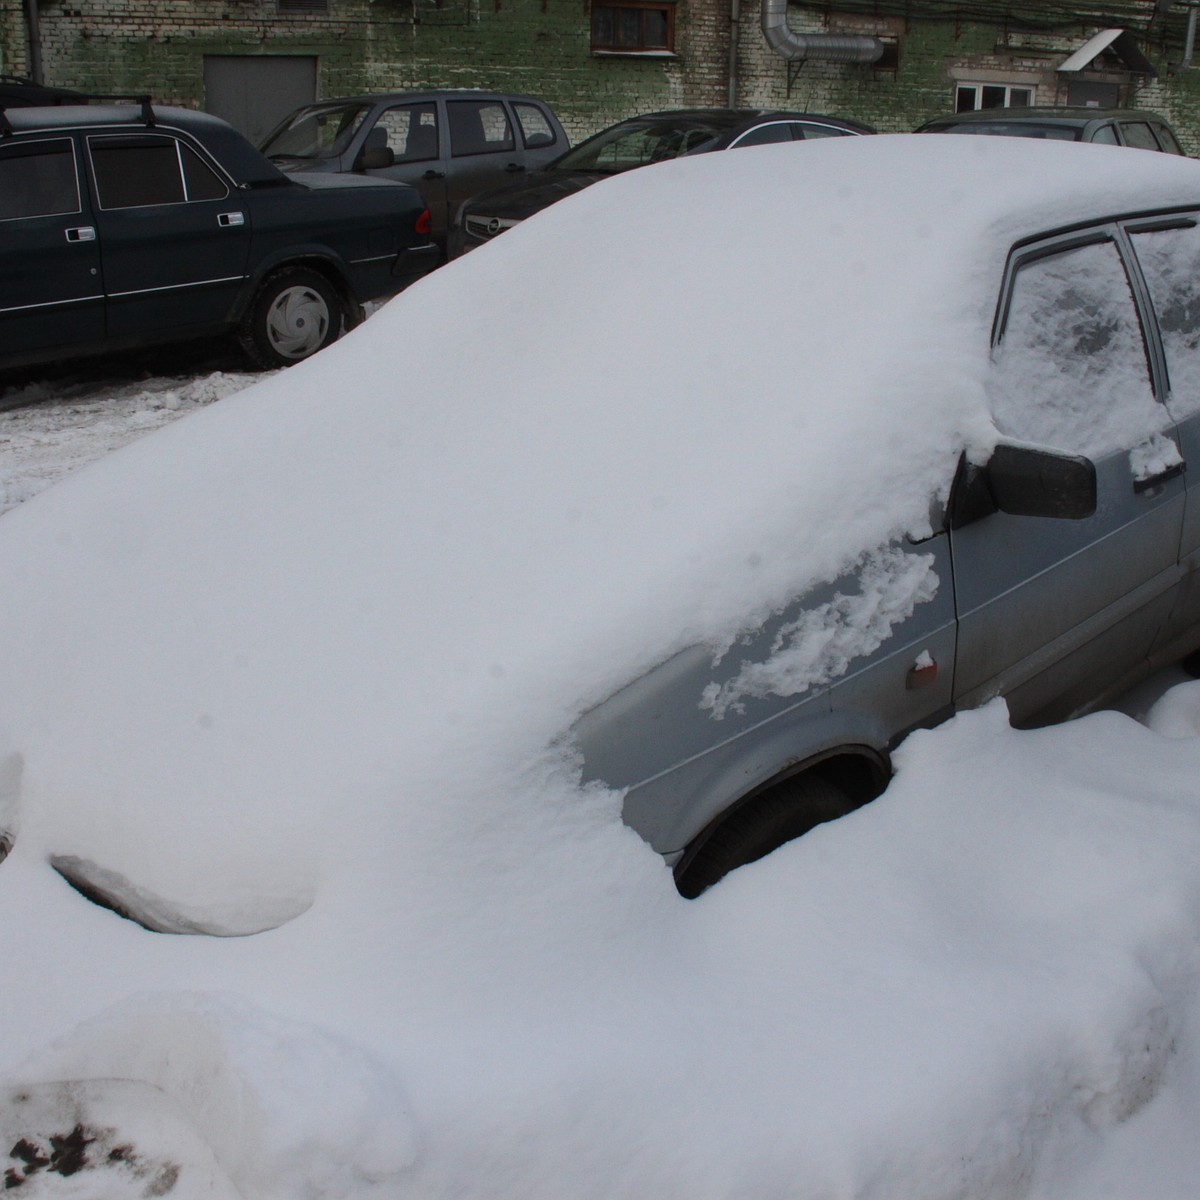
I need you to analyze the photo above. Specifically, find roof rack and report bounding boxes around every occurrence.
[0,89,155,138]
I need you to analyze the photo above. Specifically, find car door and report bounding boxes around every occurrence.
[0,134,105,362]
[1126,214,1200,652]
[951,229,1186,724]
[356,101,450,238]
[444,98,527,220]
[85,130,251,341]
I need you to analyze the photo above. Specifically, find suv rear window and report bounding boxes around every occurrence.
[89,135,228,209]
[0,138,79,221]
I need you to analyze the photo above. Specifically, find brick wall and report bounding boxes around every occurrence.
[10,0,1200,150]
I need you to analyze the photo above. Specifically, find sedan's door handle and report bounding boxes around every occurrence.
[1134,460,1187,493]
[65,226,96,242]
[504,162,526,173]
[422,169,445,180]
[217,211,245,227]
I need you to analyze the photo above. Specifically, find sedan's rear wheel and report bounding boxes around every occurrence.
[240,268,344,368]
[674,775,862,899]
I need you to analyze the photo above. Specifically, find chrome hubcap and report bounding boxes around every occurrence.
[266,285,331,359]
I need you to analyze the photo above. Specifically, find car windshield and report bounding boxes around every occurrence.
[260,103,371,161]
[553,117,730,174]
[934,122,1081,142]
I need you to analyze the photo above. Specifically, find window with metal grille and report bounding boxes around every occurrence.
[277,0,330,13]
[591,1,674,53]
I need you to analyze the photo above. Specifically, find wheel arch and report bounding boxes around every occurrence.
[236,251,361,327]
[670,742,891,889]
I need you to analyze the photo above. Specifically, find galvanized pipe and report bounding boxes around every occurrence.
[1181,1,1198,72]
[760,0,883,64]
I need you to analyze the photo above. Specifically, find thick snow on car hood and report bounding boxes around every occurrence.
[4,135,1200,1198]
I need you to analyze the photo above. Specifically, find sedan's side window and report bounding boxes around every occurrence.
[989,240,1161,458]
[374,104,439,162]
[1090,124,1120,146]
[1132,222,1200,414]
[793,123,851,140]
[0,138,79,220]
[730,123,794,148]
[447,101,515,157]
[1121,122,1162,152]
[89,135,228,209]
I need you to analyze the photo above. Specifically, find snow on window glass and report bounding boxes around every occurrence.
[988,241,1164,458]
[1132,222,1200,418]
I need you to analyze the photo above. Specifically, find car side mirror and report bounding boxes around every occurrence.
[949,443,1097,529]
[358,147,395,170]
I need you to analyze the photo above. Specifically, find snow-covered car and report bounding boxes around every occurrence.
[0,101,438,372]
[8,133,1200,1198]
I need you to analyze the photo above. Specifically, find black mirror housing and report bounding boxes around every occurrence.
[949,443,1097,528]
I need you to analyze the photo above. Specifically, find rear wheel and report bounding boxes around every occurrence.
[239,267,344,368]
[674,775,862,899]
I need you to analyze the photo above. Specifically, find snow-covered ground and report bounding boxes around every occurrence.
[3,135,1200,1200]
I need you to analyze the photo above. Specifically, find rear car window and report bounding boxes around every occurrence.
[514,103,556,149]
[1120,122,1163,152]
[448,101,515,157]
[1132,220,1200,413]
[0,138,79,220]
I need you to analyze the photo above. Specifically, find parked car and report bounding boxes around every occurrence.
[916,106,1186,154]
[3,136,1200,922]
[450,108,874,255]
[0,102,438,372]
[259,91,568,256]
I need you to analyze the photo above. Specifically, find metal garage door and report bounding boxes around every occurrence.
[203,56,317,147]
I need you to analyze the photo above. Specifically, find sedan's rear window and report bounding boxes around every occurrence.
[89,135,228,209]
[0,138,79,221]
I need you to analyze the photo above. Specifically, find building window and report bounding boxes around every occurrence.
[277,0,329,12]
[591,2,675,53]
[955,83,1034,113]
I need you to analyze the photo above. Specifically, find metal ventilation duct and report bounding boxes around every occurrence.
[761,0,884,64]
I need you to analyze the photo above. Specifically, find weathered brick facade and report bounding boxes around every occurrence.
[4,0,1200,148]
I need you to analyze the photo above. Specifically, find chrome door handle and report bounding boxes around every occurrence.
[65,226,96,242]
[217,211,245,227]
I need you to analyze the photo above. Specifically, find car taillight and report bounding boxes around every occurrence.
[415,208,432,236]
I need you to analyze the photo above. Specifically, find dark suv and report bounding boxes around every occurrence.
[917,107,1186,154]
[0,102,439,372]
[260,91,568,256]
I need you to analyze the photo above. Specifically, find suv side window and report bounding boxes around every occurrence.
[447,100,515,157]
[1090,124,1120,146]
[513,103,556,149]
[89,134,228,209]
[989,239,1161,457]
[0,138,80,220]
[374,104,439,163]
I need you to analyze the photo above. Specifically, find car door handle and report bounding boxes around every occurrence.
[217,211,245,227]
[1133,460,1187,493]
[422,169,445,180]
[65,226,96,243]
[504,162,526,173]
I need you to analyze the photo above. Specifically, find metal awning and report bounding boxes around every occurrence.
[1059,28,1157,77]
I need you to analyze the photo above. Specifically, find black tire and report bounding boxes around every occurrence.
[674,775,862,899]
[239,267,345,369]
[1182,647,1200,678]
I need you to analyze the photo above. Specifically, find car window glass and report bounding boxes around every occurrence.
[1121,122,1161,151]
[1152,124,1184,154]
[375,104,439,162]
[794,123,850,140]
[448,101,514,157]
[1132,223,1200,416]
[514,103,556,148]
[0,138,79,220]
[90,135,189,208]
[989,240,1161,457]
[1090,124,1120,145]
[730,123,794,148]
[179,143,228,201]
[260,103,369,161]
